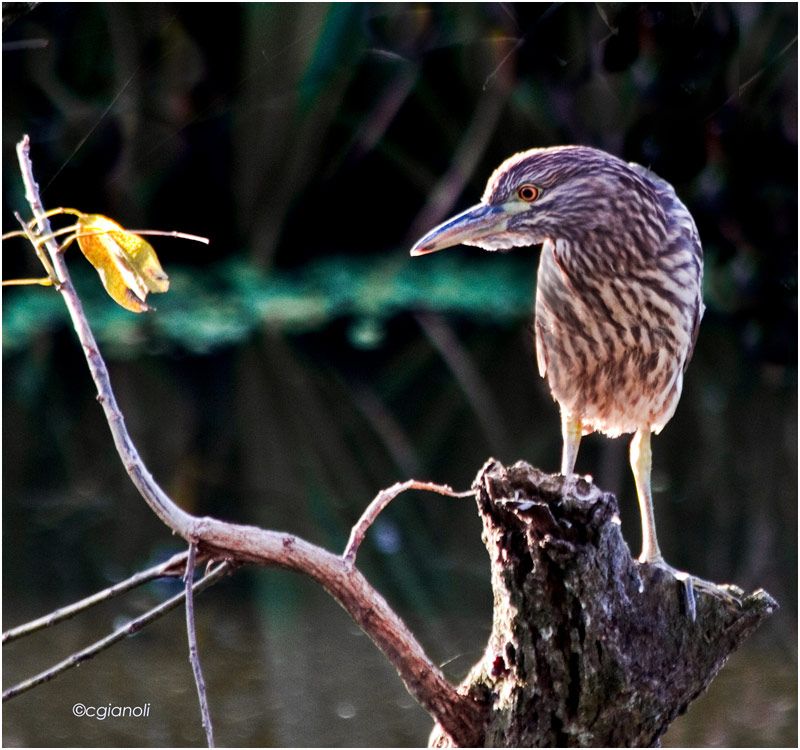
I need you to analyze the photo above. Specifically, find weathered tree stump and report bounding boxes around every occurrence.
[432,459,777,747]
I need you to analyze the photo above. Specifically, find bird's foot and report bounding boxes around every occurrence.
[638,556,744,622]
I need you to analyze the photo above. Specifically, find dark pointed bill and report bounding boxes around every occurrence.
[409,203,510,256]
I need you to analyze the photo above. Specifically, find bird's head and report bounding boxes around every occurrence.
[410,145,652,256]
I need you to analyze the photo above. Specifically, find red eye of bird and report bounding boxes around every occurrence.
[517,184,540,202]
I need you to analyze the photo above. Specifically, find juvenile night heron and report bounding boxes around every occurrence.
[411,145,704,584]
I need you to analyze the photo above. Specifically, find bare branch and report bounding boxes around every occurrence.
[3,562,232,702]
[11,135,487,745]
[15,135,196,538]
[12,210,58,284]
[185,543,215,748]
[2,550,195,645]
[191,519,486,744]
[343,480,476,566]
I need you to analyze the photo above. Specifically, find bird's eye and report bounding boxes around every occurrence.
[517,184,540,202]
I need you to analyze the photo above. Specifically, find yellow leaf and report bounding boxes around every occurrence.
[75,214,170,313]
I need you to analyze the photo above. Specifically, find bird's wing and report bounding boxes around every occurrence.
[629,162,705,371]
[685,298,706,372]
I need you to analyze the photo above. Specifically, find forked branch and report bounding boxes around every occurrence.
[6,135,486,746]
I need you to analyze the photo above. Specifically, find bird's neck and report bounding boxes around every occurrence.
[548,223,660,277]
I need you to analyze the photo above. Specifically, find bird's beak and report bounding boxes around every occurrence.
[410,203,511,256]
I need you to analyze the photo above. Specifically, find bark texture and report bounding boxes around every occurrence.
[431,459,777,747]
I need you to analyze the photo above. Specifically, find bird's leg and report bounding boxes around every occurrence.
[630,428,662,564]
[630,428,735,620]
[630,428,694,615]
[560,412,582,475]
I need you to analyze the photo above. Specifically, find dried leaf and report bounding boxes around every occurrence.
[75,214,170,313]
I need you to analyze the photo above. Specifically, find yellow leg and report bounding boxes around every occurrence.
[629,428,744,620]
[560,412,582,475]
[630,428,662,563]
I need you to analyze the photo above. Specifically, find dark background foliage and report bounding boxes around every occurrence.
[3,3,796,746]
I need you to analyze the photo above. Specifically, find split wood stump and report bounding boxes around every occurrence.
[431,459,776,747]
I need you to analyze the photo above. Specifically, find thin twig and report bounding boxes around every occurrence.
[125,229,210,244]
[1,277,53,287]
[3,562,232,702]
[185,543,215,748]
[13,210,58,284]
[343,480,476,566]
[2,223,210,247]
[2,550,193,645]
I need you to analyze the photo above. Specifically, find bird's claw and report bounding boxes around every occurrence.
[640,558,743,622]
[673,568,697,622]
[643,561,697,621]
